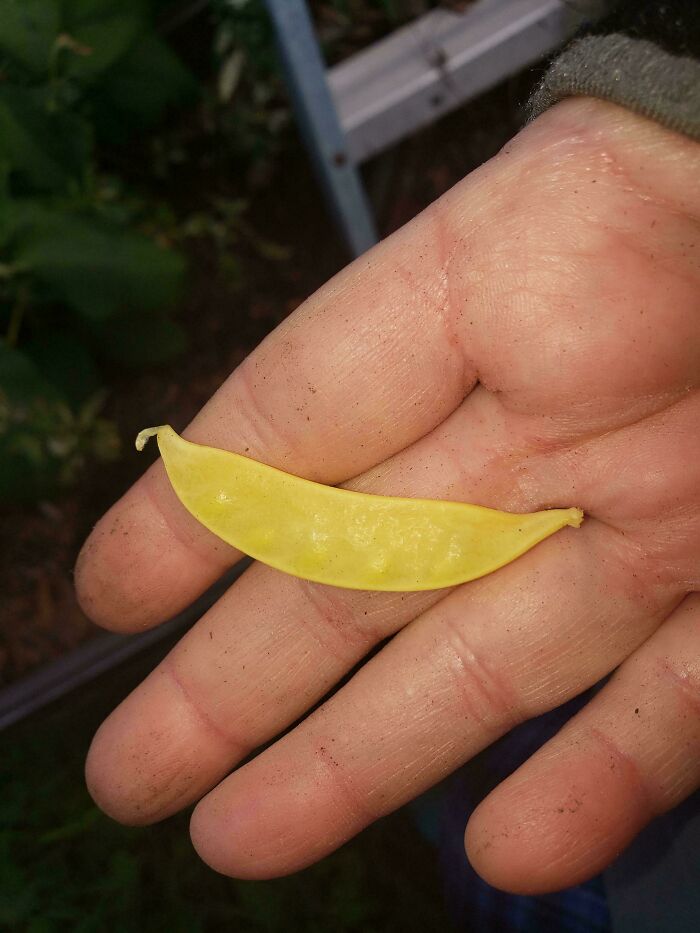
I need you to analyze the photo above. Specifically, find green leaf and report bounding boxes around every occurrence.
[0,340,53,403]
[62,0,147,22]
[23,328,99,405]
[61,0,146,82]
[0,361,119,502]
[90,31,197,138]
[8,206,185,321]
[0,197,41,246]
[95,311,186,366]
[0,85,91,192]
[0,0,61,77]
[0,342,57,501]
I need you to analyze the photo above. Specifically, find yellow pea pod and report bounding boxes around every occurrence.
[136,426,583,592]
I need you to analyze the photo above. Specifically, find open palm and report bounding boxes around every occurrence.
[78,98,700,893]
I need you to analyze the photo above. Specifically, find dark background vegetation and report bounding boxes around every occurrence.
[1,1,542,928]
[3,634,452,932]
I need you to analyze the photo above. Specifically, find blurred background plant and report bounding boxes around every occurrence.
[0,0,438,504]
[0,0,195,502]
[1,652,450,931]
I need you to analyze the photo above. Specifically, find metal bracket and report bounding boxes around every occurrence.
[263,0,378,256]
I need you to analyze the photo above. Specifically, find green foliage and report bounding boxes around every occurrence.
[210,0,291,167]
[3,200,185,321]
[176,196,291,290]
[0,85,91,192]
[0,341,119,500]
[0,0,196,502]
[91,31,198,137]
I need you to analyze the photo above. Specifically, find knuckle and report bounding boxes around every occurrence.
[296,579,378,662]
[441,614,523,728]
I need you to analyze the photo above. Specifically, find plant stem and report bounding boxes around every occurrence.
[6,287,28,347]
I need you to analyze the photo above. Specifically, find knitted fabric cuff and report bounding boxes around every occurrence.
[528,34,700,141]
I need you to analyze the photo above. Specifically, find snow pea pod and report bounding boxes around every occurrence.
[136,426,583,591]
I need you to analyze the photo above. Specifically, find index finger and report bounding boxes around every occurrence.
[75,193,484,632]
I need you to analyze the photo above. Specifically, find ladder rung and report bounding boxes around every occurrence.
[328,0,609,163]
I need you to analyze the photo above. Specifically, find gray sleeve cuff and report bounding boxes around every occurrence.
[528,34,700,141]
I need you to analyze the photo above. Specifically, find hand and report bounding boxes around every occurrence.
[77,98,700,893]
